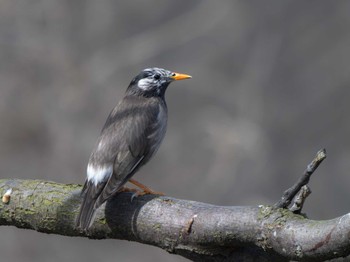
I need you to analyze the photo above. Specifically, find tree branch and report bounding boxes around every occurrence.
[274,149,326,209]
[289,185,311,214]
[1,178,350,261]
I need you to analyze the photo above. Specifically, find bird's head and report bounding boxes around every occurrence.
[127,67,191,97]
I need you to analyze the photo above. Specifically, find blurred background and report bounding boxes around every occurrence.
[1,0,350,261]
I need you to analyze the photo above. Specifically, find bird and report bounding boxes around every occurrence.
[76,67,192,230]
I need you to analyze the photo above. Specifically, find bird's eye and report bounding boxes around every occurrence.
[171,73,176,76]
[154,74,161,80]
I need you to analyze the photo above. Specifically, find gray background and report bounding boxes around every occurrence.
[1,1,350,261]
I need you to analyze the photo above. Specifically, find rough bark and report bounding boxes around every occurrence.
[0,179,350,261]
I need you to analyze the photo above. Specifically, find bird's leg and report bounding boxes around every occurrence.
[118,186,138,193]
[117,179,164,201]
[128,178,164,196]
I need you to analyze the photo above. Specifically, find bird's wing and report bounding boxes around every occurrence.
[89,97,164,200]
[93,96,165,207]
[76,96,165,230]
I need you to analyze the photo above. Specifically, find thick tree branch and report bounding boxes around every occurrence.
[1,178,350,261]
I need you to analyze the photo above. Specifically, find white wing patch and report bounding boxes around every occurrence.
[87,164,113,185]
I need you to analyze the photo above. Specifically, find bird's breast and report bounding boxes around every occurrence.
[147,102,167,155]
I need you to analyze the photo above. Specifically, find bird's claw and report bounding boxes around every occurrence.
[130,192,138,202]
[130,189,164,202]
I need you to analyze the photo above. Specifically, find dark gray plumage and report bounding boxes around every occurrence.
[76,67,191,230]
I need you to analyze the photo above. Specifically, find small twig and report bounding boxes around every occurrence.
[289,185,311,214]
[274,149,326,209]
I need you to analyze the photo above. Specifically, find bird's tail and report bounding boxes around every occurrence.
[76,182,98,231]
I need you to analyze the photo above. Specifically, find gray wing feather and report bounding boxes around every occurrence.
[76,96,167,230]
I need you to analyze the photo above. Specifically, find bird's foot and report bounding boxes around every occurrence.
[118,185,164,196]
[130,189,164,202]
[118,186,138,193]
[127,178,164,202]
[128,178,164,195]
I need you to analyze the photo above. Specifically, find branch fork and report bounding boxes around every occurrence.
[274,149,327,212]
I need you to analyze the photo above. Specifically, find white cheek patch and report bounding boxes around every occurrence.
[137,78,154,90]
[87,164,113,185]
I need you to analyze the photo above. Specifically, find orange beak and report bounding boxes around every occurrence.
[170,72,192,81]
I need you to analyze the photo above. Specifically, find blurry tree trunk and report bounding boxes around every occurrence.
[1,178,350,261]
